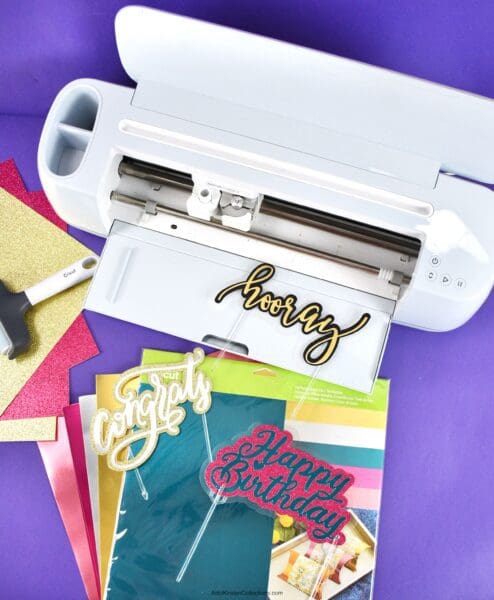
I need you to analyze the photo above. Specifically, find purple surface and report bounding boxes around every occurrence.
[0,2,493,599]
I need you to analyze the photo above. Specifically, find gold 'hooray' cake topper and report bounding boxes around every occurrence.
[215,263,371,365]
[90,348,212,472]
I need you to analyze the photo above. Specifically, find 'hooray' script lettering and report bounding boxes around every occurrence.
[205,424,354,543]
[91,348,212,471]
[215,263,371,365]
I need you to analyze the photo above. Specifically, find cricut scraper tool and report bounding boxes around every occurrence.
[0,256,99,359]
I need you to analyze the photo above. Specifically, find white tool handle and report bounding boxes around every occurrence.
[25,256,99,306]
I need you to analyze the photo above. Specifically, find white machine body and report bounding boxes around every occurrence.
[37,7,494,392]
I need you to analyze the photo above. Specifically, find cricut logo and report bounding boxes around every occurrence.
[161,371,180,380]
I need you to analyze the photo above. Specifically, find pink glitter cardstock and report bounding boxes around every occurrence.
[0,315,98,420]
[0,159,98,421]
[205,424,354,544]
[0,159,66,230]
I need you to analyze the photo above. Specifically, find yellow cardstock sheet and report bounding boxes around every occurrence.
[96,374,128,593]
[0,188,92,416]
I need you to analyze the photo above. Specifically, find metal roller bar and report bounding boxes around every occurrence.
[117,156,419,258]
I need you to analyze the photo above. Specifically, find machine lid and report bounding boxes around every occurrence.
[115,6,494,184]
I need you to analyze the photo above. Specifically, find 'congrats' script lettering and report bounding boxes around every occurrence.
[91,348,212,471]
[205,424,354,543]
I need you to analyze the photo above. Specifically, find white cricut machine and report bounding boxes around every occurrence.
[38,6,494,393]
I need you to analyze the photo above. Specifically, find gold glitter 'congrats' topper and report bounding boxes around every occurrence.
[90,348,212,471]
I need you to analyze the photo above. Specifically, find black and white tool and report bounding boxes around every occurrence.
[0,256,99,359]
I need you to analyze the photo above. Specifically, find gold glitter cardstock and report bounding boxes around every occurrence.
[0,188,92,416]
[96,374,129,592]
[0,416,56,441]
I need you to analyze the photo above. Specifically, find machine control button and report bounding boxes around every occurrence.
[440,273,452,286]
[455,278,466,289]
[430,255,441,267]
[426,271,437,282]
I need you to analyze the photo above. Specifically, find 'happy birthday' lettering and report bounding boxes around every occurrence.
[205,425,354,543]
[215,264,371,365]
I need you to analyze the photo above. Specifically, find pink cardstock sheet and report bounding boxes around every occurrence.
[38,417,100,600]
[64,404,100,595]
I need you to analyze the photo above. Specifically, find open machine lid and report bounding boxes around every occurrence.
[115,6,494,185]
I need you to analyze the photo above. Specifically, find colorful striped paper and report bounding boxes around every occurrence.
[138,351,388,511]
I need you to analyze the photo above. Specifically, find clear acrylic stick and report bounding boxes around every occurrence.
[176,308,248,583]
[308,535,340,600]
[178,293,326,583]
[128,446,149,501]
[201,413,214,464]
[209,308,248,367]
[202,307,248,504]
[290,364,323,421]
[176,485,225,583]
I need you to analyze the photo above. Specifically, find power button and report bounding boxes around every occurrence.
[430,255,441,267]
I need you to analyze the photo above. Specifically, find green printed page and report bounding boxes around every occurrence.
[142,350,389,411]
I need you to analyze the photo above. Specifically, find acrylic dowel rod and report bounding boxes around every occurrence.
[128,447,149,501]
[309,552,332,599]
[201,413,213,464]
[176,486,225,583]
[309,535,340,600]
[134,467,149,501]
[291,364,322,420]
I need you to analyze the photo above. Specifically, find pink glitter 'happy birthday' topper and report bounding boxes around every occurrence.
[204,424,354,544]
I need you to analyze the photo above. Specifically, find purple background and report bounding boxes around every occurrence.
[1,2,493,599]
